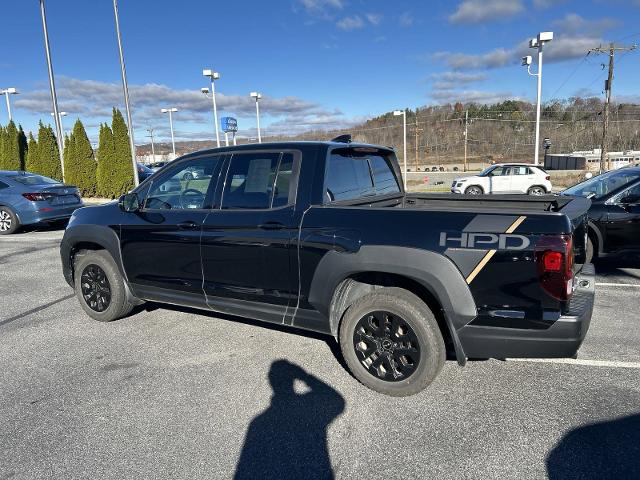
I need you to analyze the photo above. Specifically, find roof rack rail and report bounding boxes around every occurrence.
[331,134,351,143]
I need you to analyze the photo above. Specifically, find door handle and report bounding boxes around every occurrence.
[258,221,285,230]
[177,221,199,230]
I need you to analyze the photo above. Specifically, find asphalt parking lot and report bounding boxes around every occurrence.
[1,227,639,480]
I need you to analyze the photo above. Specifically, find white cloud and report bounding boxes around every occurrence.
[431,71,487,90]
[449,0,524,24]
[14,76,346,142]
[433,32,603,70]
[533,0,568,8]
[552,13,617,35]
[399,11,414,27]
[298,0,344,13]
[365,13,383,26]
[430,89,517,105]
[337,15,365,30]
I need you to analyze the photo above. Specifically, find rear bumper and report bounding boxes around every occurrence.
[21,204,83,225]
[457,264,595,359]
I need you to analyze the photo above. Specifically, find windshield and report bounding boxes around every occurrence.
[478,166,496,177]
[563,170,640,200]
[9,174,60,186]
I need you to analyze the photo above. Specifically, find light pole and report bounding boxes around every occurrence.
[146,127,156,165]
[112,0,139,186]
[39,0,65,181]
[161,108,178,156]
[202,69,221,147]
[50,111,67,144]
[1,88,18,121]
[394,109,407,189]
[250,92,262,143]
[522,31,553,165]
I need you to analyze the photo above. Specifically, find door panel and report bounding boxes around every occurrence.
[201,151,300,323]
[120,155,222,301]
[605,184,640,252]
[487,166,512,193]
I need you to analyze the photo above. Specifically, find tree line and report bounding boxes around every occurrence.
[0,108,135,198]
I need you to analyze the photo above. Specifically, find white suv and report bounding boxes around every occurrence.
[451,164,552,195]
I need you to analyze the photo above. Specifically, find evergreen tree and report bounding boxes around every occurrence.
[96,123,116,197]
[0,125,5,168]
[111,108,135,196]
[35,123,62,180]
[18,125,28,170]
[2,121,21,170]
[64,119,96,196]
[26,132,38,172]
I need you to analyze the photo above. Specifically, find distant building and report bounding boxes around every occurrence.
[136,153,177,165]
[545,148,640,171]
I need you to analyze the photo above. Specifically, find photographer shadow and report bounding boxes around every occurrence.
[234,360,346,480]
[546,413,640,479]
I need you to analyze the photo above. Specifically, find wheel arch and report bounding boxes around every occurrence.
[308,246,477,365]
[587,220,604,256]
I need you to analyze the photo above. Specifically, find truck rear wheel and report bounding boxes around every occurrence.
[339,288,445,396]
[74,250,136,322]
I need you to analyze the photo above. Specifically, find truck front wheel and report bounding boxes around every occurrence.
[339,288,445,396]
[74,250,136,322]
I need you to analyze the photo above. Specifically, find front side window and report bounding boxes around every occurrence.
[144,156,218,210]
[221,152,294,209]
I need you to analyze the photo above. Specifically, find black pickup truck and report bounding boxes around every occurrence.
[61,137,595,396]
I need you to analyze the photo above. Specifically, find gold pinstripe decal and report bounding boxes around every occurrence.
[465,215,527,284]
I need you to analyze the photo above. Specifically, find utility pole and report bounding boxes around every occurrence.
[414,122,423,171]
[146,127,156,165]
[463,110,469,172]
[589,43,637,172]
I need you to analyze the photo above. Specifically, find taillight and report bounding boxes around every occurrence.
[535,235,574,301]
[545,175,550,181]
[22,192,56,201]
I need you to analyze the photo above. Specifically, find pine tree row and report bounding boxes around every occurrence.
[0,108,134,198]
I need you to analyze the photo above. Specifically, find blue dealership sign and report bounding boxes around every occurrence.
[221,117,238,133]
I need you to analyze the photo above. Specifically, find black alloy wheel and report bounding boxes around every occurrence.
[353,310,421,382]
[80,264,112,312]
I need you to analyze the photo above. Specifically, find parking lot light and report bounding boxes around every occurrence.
[50,111,68,145]
[161,107,178,156]
[522,31,553,165]
[203,69,221,148]
[394,110,407,189]
[250,92,262,143]
[1,87,18,121]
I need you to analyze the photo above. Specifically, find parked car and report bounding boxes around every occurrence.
[137,163,155,182]
[561,166,640,262]
[61,138,593,396]
[0,170,83,235]
[451,163,552,195]
[150,161,170,172]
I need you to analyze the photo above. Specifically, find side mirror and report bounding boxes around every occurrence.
[119,192,141,212]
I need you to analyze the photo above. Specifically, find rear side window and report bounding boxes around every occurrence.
[221,152,294,209]
[325,150,400,202]
[513,166,530,175]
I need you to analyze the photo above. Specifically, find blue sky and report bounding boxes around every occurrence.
[1,0,639,144]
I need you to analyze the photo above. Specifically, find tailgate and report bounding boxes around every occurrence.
[557,196,592,270]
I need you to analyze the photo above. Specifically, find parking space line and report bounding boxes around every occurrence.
[595,282,640,288]
[507,358,640,369]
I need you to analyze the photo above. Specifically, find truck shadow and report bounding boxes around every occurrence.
[546,413,640,479]
[142,303,349,371]
[594,257,640,282]
[233,359,346,480]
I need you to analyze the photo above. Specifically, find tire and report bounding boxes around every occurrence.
[182,172,193,181]
[465,185,483,195]
[339,288,445,397]
[527,185,546,196]
[0,206,19,235]
[74,250,136,322]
